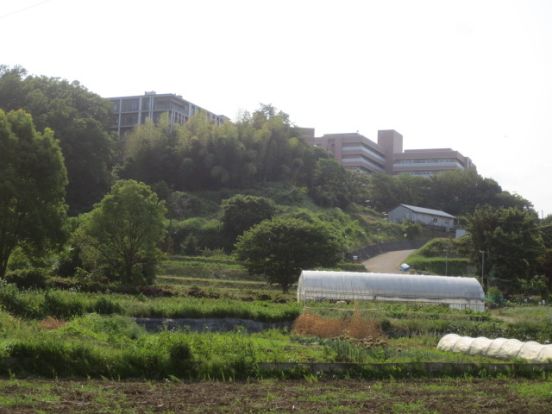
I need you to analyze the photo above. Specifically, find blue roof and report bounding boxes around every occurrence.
[398,204,455,219]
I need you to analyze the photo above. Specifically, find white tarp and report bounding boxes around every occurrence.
[437,334,552,362]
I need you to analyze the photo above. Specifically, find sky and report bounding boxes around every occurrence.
[2,0,552,215]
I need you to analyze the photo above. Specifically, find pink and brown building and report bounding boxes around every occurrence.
[313,129,475,176]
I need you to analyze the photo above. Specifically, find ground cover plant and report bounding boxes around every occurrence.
[2,273,552,382]
[0,311,543,381]
[0,283,301,322]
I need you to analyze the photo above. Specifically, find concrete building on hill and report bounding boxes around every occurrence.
[313,129,475,176]
[108,92,228,136]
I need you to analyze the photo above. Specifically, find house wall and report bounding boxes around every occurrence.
[389,206,455,230]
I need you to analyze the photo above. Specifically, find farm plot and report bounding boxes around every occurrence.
[0,378,551,413]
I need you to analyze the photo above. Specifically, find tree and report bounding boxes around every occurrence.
[76,180,167,285]
[0,66,115,214]
[309,158,352,208]
[235,217,343,292]
[466,207,543,294]
[221,195,276,247]
[0,109,67,277]
[538,248,552,291]
[540,215,552,249]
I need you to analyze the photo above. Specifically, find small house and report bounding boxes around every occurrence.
[388,204,456,231]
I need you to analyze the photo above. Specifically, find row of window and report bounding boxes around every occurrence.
[341,155,385,172]
[341,144,386,163]
[111,97,221,122]
[394,158,462,165]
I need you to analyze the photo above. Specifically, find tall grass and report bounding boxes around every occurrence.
[0,283,300,322]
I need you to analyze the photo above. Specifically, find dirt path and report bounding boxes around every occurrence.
[362,249,415,273]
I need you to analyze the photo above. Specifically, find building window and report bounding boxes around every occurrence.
[121,99,139,112]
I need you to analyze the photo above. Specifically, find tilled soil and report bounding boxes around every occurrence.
[0,378,550,413]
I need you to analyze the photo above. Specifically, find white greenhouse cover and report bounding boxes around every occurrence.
[297,270,485,311]
[437,334,552,363]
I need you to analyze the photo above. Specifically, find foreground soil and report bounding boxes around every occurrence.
[0,378,551,413]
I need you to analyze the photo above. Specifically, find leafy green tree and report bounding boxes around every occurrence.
[538,248,552,291]
[309,158,352,208]
[0,109,67,277]
[466,207,543,294]
[540,215,552,249]
[76,180,167,285]
[0,66,115,214]
[221,195,276,247]
[235,217,343,292]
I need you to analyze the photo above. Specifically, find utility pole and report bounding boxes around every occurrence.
[445,248,449,276]
[479,250,486,291]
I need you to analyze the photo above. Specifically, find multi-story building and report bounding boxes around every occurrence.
[313,133,387,173]
[314,129,475,176]
[108,92,228,135]
[391,148,474,176]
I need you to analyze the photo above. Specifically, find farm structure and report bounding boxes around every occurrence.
[388,204,456,231]
[297,271,485,311]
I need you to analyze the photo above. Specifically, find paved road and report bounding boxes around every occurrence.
[362,249,416,273]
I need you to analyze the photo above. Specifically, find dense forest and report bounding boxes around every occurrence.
[1,65,551,295]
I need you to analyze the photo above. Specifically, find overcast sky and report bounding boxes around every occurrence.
[2,0,551,215]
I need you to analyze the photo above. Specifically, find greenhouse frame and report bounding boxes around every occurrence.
[297,270,485,311]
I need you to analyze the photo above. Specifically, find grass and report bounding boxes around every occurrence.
[0,284,301,322]
[159,255,253,280]
[512,381,552,398]
[405,237,474,276]
[1,310,545,380]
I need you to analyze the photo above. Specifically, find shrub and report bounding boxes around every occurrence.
[486,287,505,307]
[5,268,47,289]
[92,297,123,315]
[0,281,42,318]
[43,291,85,319]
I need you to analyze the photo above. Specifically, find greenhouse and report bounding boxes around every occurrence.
[297,270,485,311]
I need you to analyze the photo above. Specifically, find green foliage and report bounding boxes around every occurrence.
[0,282,42,318]
[281,208,367,250]
[466,207,544,293]
[0,66,115,214]
[406,256,472,276]
[221,194,276,247]
[0,109,68,277]
[236,217,343,292]
[538,248,552,291]
[309,158,352,208]
[77,180,167,286]
[119,105,339,208]
[366,169,533,216]
[540,215,552,249]
[405,238,473,275]
[158,255,249,280]
[170,218,225,253]
[486,287,505,307]
[4,269,47,290]
[0,284,300,322]
[165,191,219,220]
[519,275,549,299]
